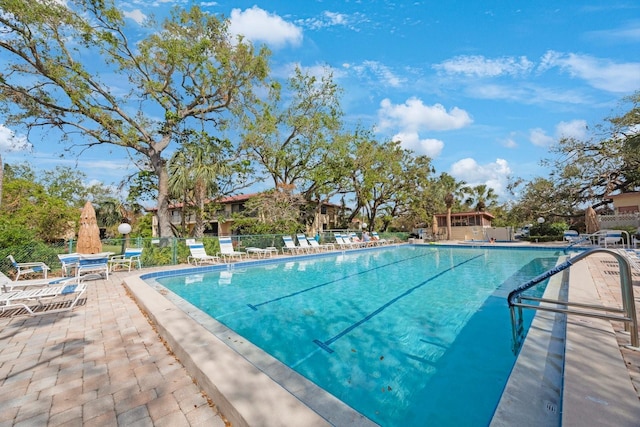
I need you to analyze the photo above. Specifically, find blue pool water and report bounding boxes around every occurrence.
[154,245,560,426]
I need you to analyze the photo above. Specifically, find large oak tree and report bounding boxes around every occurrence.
[0,0,269,237]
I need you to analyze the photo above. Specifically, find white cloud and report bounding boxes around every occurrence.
[556,119,587,140]
[123,9,147,25]
[587,22,640,43]
[538,50,640,93]
[450,158,511,198]
[470,83,587,105]
[351,61,404,87]
[529,128,554,147]
[297,10,367,31]
[434,55,534,77]
[392,132,444,158]
[377,97,473,132]
[228,6,302,49]
[0,124,31,152]
[503,136,518,148]
[271,62,345,83]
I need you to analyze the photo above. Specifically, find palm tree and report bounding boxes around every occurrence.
[168,132,231,238]
[463,184,498,212]
[436,173,465,240]
[444,192,454,240]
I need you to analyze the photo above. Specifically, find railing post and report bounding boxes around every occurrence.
[172,237,178,265]
[508,248,639,351]
[615,252,639,346]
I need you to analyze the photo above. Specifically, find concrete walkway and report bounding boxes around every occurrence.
[587,252,640,400]
[0,271,226,427]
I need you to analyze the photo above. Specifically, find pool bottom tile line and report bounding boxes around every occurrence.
[313,254,485,354]
[246,251,433,311]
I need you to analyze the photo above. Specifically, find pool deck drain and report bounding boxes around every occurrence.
[0,245,639,425]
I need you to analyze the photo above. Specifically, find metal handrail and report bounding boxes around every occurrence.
[508,248,638,352]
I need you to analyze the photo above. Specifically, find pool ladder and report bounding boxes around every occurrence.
[508,248,639,353]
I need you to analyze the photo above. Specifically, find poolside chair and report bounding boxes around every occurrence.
[599,230,624,248]
[245,246,278,258]
[217,237,246,262]
[0,279,86,315]
[349,232,368,247]
[76,253,111,279]
[371,231,388,245]
[187,242,220,265]
[563,230,580,243]
[296,234,316,253]
[6,255,50,280]
[108,248,143,272]
[282,236,303,255]
[334,234,357,249]
[58,253,80,277]
[308,238,334,252]
[0,271,75,293]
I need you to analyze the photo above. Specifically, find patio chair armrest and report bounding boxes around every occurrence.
[16,262,49,269]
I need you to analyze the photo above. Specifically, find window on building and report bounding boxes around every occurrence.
[618,206,639,214]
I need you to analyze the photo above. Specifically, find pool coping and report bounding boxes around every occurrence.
[124,252,380,427]
[490,250,640,426]
[123,245,640,425]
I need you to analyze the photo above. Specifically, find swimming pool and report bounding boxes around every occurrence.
[153,245,561,426]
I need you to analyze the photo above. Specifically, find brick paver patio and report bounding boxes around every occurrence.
[0,271,226,427]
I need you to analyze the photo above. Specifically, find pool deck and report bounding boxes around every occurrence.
[0,269,226,427]
[1,244,639,425]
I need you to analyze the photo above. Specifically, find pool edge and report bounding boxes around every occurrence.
[123,274,336,427]
[491,252,640,426]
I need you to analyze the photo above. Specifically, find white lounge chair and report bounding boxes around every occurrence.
[0,271,74,293]
[334,234,357,249]
[6,255,50,280]
[563,230,580,243]
[187,242,220,265]
[282,236,303,255]
[0,279,86,315]
[599,230,624,248]
[76,253,111,279]
[58,253,80,277]
[109,248,143,272]
[308,238,334,252]
[218,237,246,262]
[296,234,316,253]
[245,247,278,258]
[371,231,388,245]
[348,232,367,247]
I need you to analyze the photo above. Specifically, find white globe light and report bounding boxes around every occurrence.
[118,223,132,235]
[362,223,367,229]
[537,217,545,224]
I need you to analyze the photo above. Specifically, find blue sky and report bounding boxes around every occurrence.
[2,0,639,201]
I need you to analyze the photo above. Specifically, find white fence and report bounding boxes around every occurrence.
[598,213,640,229]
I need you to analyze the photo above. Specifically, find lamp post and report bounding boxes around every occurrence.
[118,222,132,255]
[535,217,545,243]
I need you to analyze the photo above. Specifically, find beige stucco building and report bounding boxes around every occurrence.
[609,192,640,214]
[150,193,341,237]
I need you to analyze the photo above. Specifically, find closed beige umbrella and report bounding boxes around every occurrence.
[585,206,599,234]
[77,201,102,254]
[432,215,439,240]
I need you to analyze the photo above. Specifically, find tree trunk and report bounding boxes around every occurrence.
[446,207,452,240]
[194,180,205,238]
[151,152,173,238]
[0,153,3,208]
